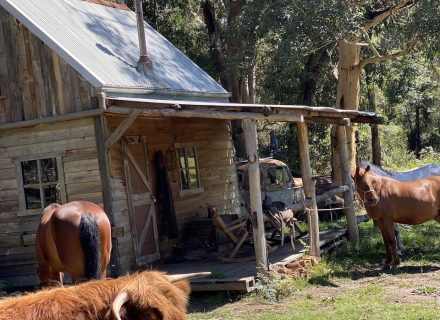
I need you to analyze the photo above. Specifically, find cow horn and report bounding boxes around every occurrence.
[112,291,129,320]
[168,272,211,282]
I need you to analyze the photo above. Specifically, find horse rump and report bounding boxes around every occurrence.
[79,214,102,280]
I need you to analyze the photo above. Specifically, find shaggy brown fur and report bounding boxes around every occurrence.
[0,271,190,320]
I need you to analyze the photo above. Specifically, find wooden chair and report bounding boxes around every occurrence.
[207,206,252,260]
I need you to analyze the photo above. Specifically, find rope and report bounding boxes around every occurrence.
[304,206,355,212]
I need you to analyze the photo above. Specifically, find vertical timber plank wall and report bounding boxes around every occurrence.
[0,118,102,287]
[107,116,240,273]
[0,7,98,125]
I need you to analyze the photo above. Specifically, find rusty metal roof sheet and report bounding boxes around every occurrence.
[0,0,229,99]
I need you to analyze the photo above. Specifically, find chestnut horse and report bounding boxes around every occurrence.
[36,201,112,286]
[354,165,440,268]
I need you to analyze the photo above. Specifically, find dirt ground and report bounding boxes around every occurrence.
[189,263,440,316]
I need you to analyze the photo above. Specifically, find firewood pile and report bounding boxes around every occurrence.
[271,256,320,279]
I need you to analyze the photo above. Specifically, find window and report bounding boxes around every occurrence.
[20,158,62,209]
[176,144,202,195]
[266,166,291,185]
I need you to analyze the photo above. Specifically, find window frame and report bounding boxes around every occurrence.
[14,153,66,216]
[174,143,203,197]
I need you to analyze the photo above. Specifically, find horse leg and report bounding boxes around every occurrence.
[394,223,405,256]
[383,222,400,268]
[377,221,399,268]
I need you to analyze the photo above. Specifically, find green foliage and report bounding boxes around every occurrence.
[125,0,440,171]
[252,272,306,303]
[190,220,440,319]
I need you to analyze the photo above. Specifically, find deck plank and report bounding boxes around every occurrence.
[160,228,347,292]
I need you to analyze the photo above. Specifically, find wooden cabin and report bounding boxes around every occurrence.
[0,0,381,288]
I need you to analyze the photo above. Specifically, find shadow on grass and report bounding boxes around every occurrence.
[188,291,242,313]
[339,264,440,281]
[321,220,440,282]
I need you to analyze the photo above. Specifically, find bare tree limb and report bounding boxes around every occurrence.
[363,0,419,31]
[257,121,277,133]
[362,29,381,57]
[359,33,418,69]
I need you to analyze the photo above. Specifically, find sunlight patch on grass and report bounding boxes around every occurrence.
[190,285,440,320]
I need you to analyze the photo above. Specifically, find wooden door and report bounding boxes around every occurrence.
[122,136,160,265]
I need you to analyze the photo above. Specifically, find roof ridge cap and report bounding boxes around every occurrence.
[81,0,131,11]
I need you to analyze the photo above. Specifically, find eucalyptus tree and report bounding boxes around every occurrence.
[330,0,440,181]
[256,0,439,180]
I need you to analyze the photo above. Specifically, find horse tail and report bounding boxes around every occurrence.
[79,214,102,280]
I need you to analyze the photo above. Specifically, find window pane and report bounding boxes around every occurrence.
[187,154,196,168]
[267,167,278,184]
[24,187,41,209]
[180,170,189,190]
[44,184,60,207]
[189,169,199,189]
[281,167,291,183]
[22,161,39,184]
[41,158,58,183]
[178,148,186,169]
[187,147,195,158]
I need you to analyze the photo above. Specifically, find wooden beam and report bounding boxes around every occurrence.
[242,119,267,274]
[106,106,304,123]
[336,124,359,243]
[104,109,141,150]
[94,115,120,276]
[107,96,382,124]
[290,185,349,212]
[52,52,64,115]
[0,109,103,131]
[297,122,320,257]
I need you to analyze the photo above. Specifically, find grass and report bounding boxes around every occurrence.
[189,220,440,320]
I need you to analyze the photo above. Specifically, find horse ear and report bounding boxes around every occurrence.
[366,164,371,172]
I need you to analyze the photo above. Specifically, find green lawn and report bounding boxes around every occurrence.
[189,220,440,319]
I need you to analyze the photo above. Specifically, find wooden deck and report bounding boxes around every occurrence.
[160,228,347,292]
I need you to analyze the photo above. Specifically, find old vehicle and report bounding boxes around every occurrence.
[237,158,302,211]
[237,158,343,220]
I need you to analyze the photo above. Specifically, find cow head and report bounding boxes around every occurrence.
[110,272,209,320]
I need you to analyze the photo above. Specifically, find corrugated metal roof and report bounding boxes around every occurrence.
[0,0,229,98]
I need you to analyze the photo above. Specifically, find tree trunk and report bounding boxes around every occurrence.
[202,0,231,92]
[366,67,381,166]
[202,0,260,161]
[332,39,361,185]
[415,105,421,158]
[371,124,381,166]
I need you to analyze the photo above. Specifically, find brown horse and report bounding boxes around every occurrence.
[36,201,112,286]
[354,165,440,268]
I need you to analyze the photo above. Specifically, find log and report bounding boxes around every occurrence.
[336,124,359,243]
[297,122,320,257]
[242,119,267,274]
[107,106,303,123]
[290,185,349,212]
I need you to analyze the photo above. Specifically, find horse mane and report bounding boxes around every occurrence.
[358,160,393,177]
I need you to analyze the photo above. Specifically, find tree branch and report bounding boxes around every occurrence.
[363,0,419,31]
[359,33,418,69]
[362,30,381,57]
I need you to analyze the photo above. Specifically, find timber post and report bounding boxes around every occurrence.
[242,119,268,274]
[371,124,381,166]
[297,122,320,257]
[336,121,359,243]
